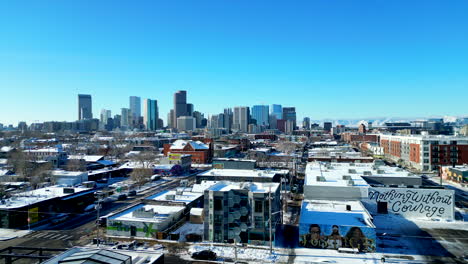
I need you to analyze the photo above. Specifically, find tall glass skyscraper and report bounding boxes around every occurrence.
[143,99,158,130]
[252,105,270,126]
[271,104,282,119]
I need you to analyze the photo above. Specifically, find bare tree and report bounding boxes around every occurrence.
[276,142,297,154]
[66,158,87,171]
[130,168,153,189]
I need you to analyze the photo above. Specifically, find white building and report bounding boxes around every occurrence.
[51,170,88,186]
[177,116,196,131]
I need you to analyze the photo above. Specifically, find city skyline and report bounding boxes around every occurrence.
[1,0,468,125]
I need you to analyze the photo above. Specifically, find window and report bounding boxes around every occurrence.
[214,199,222,211]
[254,200,263,213]
[254,216,263,228]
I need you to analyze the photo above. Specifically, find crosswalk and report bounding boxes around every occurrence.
[24,231,74,241]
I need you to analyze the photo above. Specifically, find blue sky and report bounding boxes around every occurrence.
[0,0,467,125]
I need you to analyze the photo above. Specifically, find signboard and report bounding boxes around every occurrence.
[299,224,376,252]
[169,153,182,161]
[212,162,224,169]
[368,187,455,220]
[28,207,39,224]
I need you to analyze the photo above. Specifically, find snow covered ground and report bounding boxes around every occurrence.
[186,243,281,263]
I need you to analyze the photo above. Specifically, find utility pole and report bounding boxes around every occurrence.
[94,192,103,247]
[269,185,273,254]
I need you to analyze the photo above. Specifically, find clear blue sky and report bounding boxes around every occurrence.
[0,0,467,125]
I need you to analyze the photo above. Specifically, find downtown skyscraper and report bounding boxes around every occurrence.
[252,105,270,127]
[233,106,250,133]
[143,99,158,131]
[78,94,93,120]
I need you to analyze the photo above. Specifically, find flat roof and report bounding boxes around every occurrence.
[300,200,375,228]
[305,162,414,187]
[145,189,203,204]
[108,203,185,223]
[198,169,279,178]
[207,181,280,193]
[0,186,90,209]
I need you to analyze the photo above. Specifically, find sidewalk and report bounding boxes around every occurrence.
[0,228,31,241]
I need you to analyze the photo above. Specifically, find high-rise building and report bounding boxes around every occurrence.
[271,104,282,119]
[177,116,196,131]
[209,114,225,129]
[233,106,250,133]
[186,103,194,116]
[168,109,175,129]
[78,94,92,120]
[223,108,233,132]
[303,117,311,130]
[252,105,270,127]
[143,99,158,131]
[282,107,296,129]
[129,96,141,127]
[100,109,112,125]
[121,108,130,128]
[174,90,187,119]
[193,111,204,128]
[324,122,332,133]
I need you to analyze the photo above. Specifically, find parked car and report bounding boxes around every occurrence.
[191,250,217,261]
[117,194,127,200]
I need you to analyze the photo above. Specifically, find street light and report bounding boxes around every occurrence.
[94,191,104,247]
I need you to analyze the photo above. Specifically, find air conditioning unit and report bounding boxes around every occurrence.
[363,171,372,176]
[342,175,351,180]
[377,169,385,174]
[165,194,175,200]
[316,176,326,182]
[348,169,357,174]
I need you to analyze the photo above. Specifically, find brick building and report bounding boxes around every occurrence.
[380,134,468,172]
[163,139,213,164]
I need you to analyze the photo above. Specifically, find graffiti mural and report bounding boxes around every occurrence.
[368,187,455,220]
[299,224,376,252]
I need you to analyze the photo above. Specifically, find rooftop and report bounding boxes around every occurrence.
[305,162,414,187]
[108,203,185,223]
[145,188,203,204]
[300,200,375,228]
[207,181,280,193]
[0,186,90,209]
[198,169,279,178]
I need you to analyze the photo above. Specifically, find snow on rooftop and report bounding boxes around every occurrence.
[305,162,414,187]
[108,204,185,223]
[170,140,208,150]
[0,186,90,209]
[198,169,278,178]
[300,200,375,228]
[68,155,103,162]
[145,189,202,204]
[207,181,280,193]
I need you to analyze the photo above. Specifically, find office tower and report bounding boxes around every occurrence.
[193,111,204,128]
[282,107,296,129]
[121,108,130,128]
[303,117,311,130]
[233,106,250,132]
[186,103,194,116]
[113,114,121,128]
[252,105,270,127]
[100,109,112,125]
[271,104,282,119]
[174,90,187,120]
[209,114,225,129]
[78,94,92,120]
[143,99,158,130]
[177,116,196,131]
[168,109,175,128]
[223,108,233,132]
[324,122,332,133]
[129,96,141,126]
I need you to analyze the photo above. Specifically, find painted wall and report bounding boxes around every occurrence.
[299,224,376,252]
[368,187,455,220]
